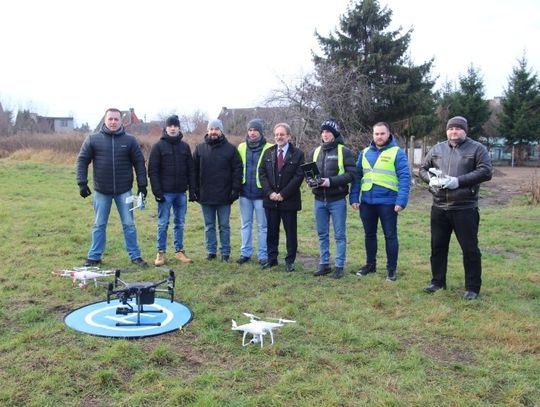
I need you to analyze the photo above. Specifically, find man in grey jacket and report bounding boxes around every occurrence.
[419,116,492,300]
[76,108,149,267]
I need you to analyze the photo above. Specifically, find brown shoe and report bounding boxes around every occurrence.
[154,251,166,267]
[175,250,192,263]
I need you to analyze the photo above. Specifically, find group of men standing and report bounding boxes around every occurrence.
[76,108,492,300]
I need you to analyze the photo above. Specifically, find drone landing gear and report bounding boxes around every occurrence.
[115,301,163,327]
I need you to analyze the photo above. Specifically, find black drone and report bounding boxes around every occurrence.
[106,268,175,327]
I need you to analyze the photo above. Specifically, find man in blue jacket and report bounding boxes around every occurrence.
[350,122,410,281]
[76,108,148,267]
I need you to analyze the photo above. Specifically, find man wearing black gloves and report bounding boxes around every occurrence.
[148,115,196,266]
[76,107,148,267]
[193,119,243,262]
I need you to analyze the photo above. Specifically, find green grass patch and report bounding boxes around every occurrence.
[0,159,538,406]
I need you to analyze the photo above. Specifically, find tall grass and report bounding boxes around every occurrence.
[0,156,538,406]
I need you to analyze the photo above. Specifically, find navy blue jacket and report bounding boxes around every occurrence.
[76,124,147,195]
[349,135,410,208]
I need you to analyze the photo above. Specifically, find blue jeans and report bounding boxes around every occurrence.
[201,204,231,256]
[359,203,398,271]
[87,190,141,261]
[239,196,267,261]
[156,192,187,252]
[315,198,347,268]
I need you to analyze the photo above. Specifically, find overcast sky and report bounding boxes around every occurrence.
[1,0,538,128]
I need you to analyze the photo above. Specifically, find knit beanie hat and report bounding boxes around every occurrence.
[320,119,340,138]
[247,118,265,136]
[165,115,180,127]
[446,116,468,132]
[207,119,224,132]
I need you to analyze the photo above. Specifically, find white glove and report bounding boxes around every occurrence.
[442,176,459,190]
[429,177,444,188]
[428,168,443,177]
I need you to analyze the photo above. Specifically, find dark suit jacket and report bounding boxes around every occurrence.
[259,143,305,211]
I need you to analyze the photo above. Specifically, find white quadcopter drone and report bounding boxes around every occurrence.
[231,312,296,348]
[52,267,116,288]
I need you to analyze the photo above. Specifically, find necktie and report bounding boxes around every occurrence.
[277,148,284,171]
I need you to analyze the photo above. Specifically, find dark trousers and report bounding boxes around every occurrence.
[265,208,298,264]
[430,206,482,293]
[360,203,399,271]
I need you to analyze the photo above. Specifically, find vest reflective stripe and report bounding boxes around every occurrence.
[313,144,345,175]
[238,142,273,188]
[361,146,399,192]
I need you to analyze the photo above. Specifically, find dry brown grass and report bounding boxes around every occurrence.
[0,131,247,164]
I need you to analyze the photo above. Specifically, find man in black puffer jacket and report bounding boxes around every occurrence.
[148,115,196,266]
[309,120,356,279]
[193,119,243,262]
[419,116,492,300]
[76,108,148,267]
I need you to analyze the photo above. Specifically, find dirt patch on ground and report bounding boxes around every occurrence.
[412,166,540,206]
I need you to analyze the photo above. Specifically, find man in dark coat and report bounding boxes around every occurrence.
[259,123,305,272]
[193,119,243,262]
[148,115,196,266]
[419,116,493,300]
[76,108,148,267]
[310,119,356,279]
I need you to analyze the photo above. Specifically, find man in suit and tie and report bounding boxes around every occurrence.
[259,123,305,272]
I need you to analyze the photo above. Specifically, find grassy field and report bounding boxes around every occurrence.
[0,158,538,406]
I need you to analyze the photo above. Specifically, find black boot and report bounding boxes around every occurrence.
[313,264,332,276]
[356,263,376,276]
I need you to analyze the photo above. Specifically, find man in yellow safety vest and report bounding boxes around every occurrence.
[349,122,410,281]
[236,119,273,265]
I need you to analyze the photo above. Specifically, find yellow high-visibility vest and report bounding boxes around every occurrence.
[361,146,399,192]
[238,142,273,188]
[313,144,345,175]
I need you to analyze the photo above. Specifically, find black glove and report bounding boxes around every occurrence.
[79,183,91,198]
[189,191,199,202]
[137,186,147,199]
[229,190,239,204]
[155,195,165,203]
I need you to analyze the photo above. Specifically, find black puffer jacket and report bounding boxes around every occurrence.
[76,124,147,195]
[419,137,492,210]
[259,143,305,211]
[193,134,243,205]
[309,136,356,202]
[148,131,196,198]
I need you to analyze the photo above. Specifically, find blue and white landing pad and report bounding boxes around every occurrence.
[64,298,193,338]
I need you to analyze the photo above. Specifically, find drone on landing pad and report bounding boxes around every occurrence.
[106,268,176,327]
[232,312,296,348]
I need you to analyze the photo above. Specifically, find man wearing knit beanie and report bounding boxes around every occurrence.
[193,118,243,262]
[148,114,196,266]
[236,118,272,265]
[419,115,492,300]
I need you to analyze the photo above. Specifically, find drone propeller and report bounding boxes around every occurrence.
[268,318,296,324]
[243,312,260,320]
